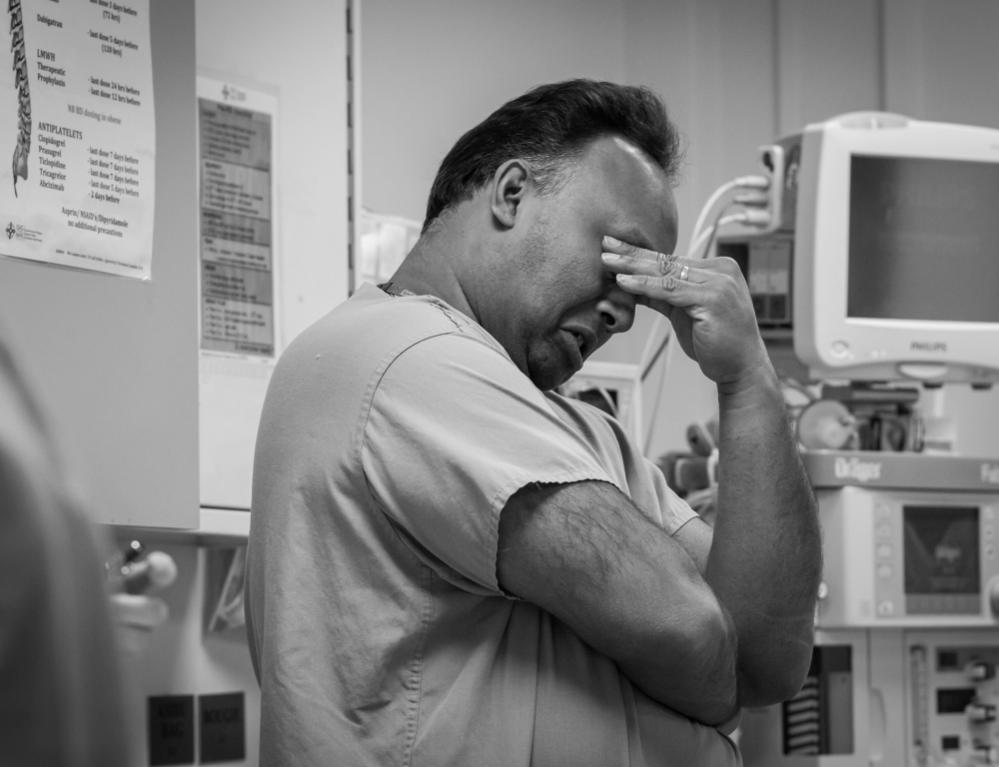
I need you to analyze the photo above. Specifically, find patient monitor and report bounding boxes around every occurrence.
[719,112,999,387]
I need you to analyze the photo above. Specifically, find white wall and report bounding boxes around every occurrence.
[360,0,627,219]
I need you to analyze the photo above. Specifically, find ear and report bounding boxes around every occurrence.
[490,159,530,229]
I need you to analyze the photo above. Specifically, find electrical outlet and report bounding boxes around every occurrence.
[199,692,245,763]
[148,695,194,766]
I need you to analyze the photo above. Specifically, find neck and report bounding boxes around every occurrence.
[384,229,477,320]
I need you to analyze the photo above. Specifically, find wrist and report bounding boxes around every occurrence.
[716,357,780,407]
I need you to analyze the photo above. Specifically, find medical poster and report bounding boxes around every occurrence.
[0,0,155,279]
[197,76,277,357]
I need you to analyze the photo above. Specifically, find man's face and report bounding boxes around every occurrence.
[495,135,678,390]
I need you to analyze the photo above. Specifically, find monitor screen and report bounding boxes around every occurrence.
[848,156,999,323]
[904,505,980,600]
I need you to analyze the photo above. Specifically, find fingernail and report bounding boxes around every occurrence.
[602,235,621,248]
[601,252,620,263]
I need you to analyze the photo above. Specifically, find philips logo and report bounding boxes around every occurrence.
[910,340,947,353]
[982,464,999,484]
[834,456,882,482]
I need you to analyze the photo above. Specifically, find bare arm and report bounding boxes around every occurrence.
[671,377,820,705]
[497,479,739,725]
[709,363,820,705]
[603,238,822,708]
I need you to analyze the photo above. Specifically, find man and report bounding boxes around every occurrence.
[246,79,821,766]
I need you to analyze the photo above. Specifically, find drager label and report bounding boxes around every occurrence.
[834,456,882,482]
[982,464,999,484]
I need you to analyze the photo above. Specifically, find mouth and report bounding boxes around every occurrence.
[562,327,595,364]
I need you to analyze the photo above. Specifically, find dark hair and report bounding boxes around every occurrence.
[422,79,683,231]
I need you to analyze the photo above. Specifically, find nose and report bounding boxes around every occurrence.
[597,284,636,336]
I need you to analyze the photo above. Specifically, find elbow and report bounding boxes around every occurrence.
[740,669,809,709]
[678,600,740,724]
[621,597,739,726]
[737,632,816,708]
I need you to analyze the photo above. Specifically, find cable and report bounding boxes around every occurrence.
[642,330,677,455]
[689,179,739,247]
[687,174,770,256]
[688,211,744,261]
[639,322,671,382]
[703,208,776,260]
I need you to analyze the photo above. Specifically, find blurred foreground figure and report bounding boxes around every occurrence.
[0,333,167,766]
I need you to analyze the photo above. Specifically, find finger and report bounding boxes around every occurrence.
[614,271,702,305]
[601,236,679,277]
[601,249,681,278]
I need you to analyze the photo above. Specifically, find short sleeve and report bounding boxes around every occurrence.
[542,392,699,536]
[362,332,617,593]
[641,452,699,535]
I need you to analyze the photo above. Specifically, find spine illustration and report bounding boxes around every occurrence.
[9,0,29,197]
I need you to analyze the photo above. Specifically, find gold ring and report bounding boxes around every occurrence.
[679,264,689,281]
[657,252,670,275]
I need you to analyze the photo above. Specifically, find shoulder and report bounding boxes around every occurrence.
[270,284,510,397]
[309,283,503,358]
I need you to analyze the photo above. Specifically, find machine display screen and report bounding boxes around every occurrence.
[904,505,980,603]
[848,155,999,322]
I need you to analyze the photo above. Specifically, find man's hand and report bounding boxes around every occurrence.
[600,235,768,388]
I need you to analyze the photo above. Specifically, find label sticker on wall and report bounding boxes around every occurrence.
[196,75,277,357]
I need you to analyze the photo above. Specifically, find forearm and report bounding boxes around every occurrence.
[705,362,821,706]
[499,481,739,725]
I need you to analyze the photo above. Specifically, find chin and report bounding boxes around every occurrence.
[526,344,577,391]
[529,365,573,392]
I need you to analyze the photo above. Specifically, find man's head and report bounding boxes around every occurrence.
[418,80,683,390]
[423,79,682,232]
